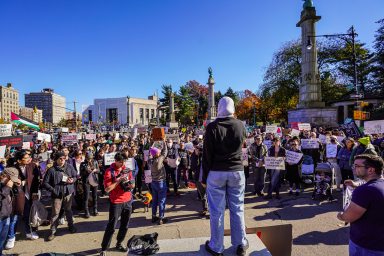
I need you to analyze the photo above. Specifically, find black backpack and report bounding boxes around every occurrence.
[127,232,160,255]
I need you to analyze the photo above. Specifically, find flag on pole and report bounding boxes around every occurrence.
[11,112,40,131]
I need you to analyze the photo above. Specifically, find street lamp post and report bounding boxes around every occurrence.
[306,26,359,98]
[126,95,130,127]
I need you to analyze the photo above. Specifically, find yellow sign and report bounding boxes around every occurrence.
[354,110,362,120]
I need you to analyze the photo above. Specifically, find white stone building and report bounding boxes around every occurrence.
[82,95,160,126]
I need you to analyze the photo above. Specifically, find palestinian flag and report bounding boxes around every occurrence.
[11,112,40,131]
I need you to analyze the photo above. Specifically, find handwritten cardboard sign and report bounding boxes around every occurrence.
[265,157,285,170]
[104,152,117,166]
[326,144,337,158]
[0,124,12,137]
[298,123,311,131]
[364,120,384,135]
[266,125,278,134]
[301,139,319,149]
[286,150,303,164]
[37,132,51,142]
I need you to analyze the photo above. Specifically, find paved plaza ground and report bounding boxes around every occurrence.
[6,181,349,256]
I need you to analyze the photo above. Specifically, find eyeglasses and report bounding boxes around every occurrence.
[352,164,366,169]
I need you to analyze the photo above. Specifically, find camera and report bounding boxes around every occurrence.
[118,169,134,192]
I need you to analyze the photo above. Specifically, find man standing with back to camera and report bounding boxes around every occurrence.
[99,153,135,256]
[202,96,249,256]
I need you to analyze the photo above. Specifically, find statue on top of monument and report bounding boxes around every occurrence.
[303,0,314,8]
[208,67,213,78]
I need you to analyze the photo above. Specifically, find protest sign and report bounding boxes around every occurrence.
[0,145,6,158]
[166,157,179,168]
[137,127,147,134]
[265,157,285,170]
[0,124,12,137]
[181,128,187,133]
[242,148,248,166]
[144,169,152,184]
[85,134,97,141]
[266,125,278,134]
[143,150,149,162]
[341,121,362,138]
[22,142,31,149]
[165,134,180,142]
[125,158,135,171]
[298,123,311,131]
[60,127,69,133]
[364,120,384,135]
[132,128,138,139]
[104,152,116,166]
[319,134,330,145]
[301,139,319,149]
[291,129,300,137]
[290,122,300,130]
[264,140,273,149]
[61,134,78,144]
[343,186,354,210]
[0,136,23,147]
[286,150,303,164]
[326,144,338,158]
[114,133,120,140]
[37,132,51,142]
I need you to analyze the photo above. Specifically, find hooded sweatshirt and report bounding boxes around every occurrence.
[202,97,245,183]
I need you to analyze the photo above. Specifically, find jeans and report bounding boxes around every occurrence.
[0,217,10,254]
[267,169,281,195]
[50,194,74,233]
[207,171,247,253]
[349,240,384,256]
[6,214,18,240]
[83,183,98,213]
[151,180,167,219]
[253,166,266,193]
[101,201,132,251]
[165,165,178,193]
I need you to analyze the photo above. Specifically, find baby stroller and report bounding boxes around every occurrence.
[312,162,334,201]
[301,155,315,186]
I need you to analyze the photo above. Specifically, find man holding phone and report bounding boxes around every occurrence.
[43,152,78,241]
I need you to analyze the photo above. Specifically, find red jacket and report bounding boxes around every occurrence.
[104,163,133,204]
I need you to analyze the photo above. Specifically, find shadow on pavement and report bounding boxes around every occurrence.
[293,226,349,245]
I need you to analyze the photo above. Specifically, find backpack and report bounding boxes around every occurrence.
[128,232,160,255]
[29,200,48,228]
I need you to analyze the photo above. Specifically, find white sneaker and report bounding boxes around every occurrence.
[26,232,39,240]
[4,237,15,249]
[59,217,66,225]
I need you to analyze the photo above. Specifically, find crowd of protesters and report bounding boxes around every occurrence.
[0,119,382,255]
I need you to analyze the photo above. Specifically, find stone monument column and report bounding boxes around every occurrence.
[288,0,337,127]
[297,0,324,108]
[167,92,178,128]
[207,67,216,120]
[169,92,176,122]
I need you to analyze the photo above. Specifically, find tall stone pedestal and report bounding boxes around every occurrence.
[288,108,338,127]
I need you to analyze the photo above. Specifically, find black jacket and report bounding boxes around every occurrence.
[202,117,246,183]
[0,184,12,219]
[43,163,77,198]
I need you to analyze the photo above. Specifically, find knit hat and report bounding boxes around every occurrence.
[217,97,235,118]
[3,167,21,184]
[150,147,161,157]
[358,137,370,146]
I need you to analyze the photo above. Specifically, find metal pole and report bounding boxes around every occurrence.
[351,26,359,97]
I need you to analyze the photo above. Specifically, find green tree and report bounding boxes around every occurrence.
[214,90,223,106]
[224,87,239,105]
[372,19,384,96]
[159,84,173,121]
[175,85,195,125]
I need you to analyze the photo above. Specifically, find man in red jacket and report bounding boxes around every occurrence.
[99,153,135,256]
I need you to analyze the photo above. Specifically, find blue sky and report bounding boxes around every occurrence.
[0,0,383,112]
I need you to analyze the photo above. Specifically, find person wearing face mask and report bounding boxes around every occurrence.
[325,136,342,191]
[164,139,179,196]
[249,135,268,197]
[285,137,303,196]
